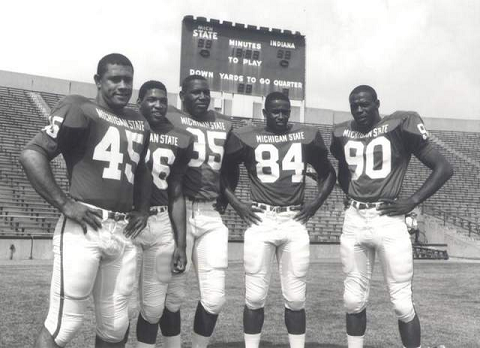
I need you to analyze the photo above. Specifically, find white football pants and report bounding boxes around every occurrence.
[340,206,415,322]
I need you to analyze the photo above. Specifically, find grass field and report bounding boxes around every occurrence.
[1,259,479,347]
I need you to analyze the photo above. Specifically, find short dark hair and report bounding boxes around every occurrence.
[349,85,378,101]
[181,74,207,92]
[138,80,167,101]
[264,91,290,110]
[97,53,134,77]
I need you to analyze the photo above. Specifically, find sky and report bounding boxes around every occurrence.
[1,0,479,120]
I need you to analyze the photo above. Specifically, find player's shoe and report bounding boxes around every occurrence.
[428,345,446,348]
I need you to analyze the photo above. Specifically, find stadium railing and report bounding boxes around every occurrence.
[421,204,480,238]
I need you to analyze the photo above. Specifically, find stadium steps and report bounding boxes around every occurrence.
[422,205,480,241]
[429,133,480,172]
[26,91,51,119]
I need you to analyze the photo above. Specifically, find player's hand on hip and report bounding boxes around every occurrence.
[61,199,102,234]
[293,202,317,225]
[233,201,263,226]
[171,246,187,274]
[124,211,149,238]
[377,198,416,216]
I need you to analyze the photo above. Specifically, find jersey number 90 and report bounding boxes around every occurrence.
[344,137,391,180]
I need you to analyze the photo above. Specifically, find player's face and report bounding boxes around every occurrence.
[181,79,211,117]
[264,99,291,132]
[139,88,168,127]
[96,64,133,111]
[349,91,380,132]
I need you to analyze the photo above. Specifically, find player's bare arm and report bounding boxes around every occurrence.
[20,149,102,233]
[378,144,453,216]
[294,159,336,224]
[336,158,351,194]
[215,163,239,214]
[216,132,240,214]
[168,175,187,273]
[125,159,152,238]
[221,154,262,226]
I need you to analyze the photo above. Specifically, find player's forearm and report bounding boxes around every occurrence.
[133,162,152,213]
[311,166,336,210]
[19,149,69,212]
[223,185,244,209]
[409,160,453,206]
[168,181,187,248]
[220,157,240,192]
[337,162,350,192]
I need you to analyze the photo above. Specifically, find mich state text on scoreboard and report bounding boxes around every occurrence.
[180,16,306,100]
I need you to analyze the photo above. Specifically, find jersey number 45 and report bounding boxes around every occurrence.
[93,126,144,184]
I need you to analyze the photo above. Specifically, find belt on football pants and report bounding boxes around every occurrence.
[349,200,382,210]
[252,202,301,213]
[149,206,168,215]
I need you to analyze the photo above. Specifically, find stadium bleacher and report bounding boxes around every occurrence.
[0,86,478,242]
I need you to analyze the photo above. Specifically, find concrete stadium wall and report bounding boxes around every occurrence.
[0,70,477,132]
[0,237,340,261]
[424,216,480,259]
[0,236,53,260]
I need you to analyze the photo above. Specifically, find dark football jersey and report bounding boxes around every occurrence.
[166,108,233,200]
[147,114,193,206]
[224,123,329,206]
[330,111,431,202]
[25,95,150,212]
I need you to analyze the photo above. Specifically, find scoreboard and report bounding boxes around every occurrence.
[180,16,306,100]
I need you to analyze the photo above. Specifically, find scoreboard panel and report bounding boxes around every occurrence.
[180,15,306,100]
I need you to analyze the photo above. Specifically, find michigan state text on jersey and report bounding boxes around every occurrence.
[165,75,234,348]
[222,91,336,348]
[133,81,194,348]
[20,54,152,348]
[330,85,453,348]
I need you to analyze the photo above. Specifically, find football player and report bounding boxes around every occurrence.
[165,75,234,348]
[20,53,151,348]
[222,91,336,348]
[134,80,193,348]
[330,85,453,348]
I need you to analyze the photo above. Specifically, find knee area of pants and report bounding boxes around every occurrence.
[393,302,415,323]
[49,318,83,347]
[141,304,165,324]
[245,297,266,311]
[165,294,184,313]
[343,292,367,314]
[201,294,226,315]
[45,302,88,346]
[285,300,305,311]
[97,320,129,344]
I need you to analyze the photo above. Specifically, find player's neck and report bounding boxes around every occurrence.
[95,95,124,114]
[355,115,382,133]
[190,110,210,121]
[266,123,292,134]
[150,117,172,131]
